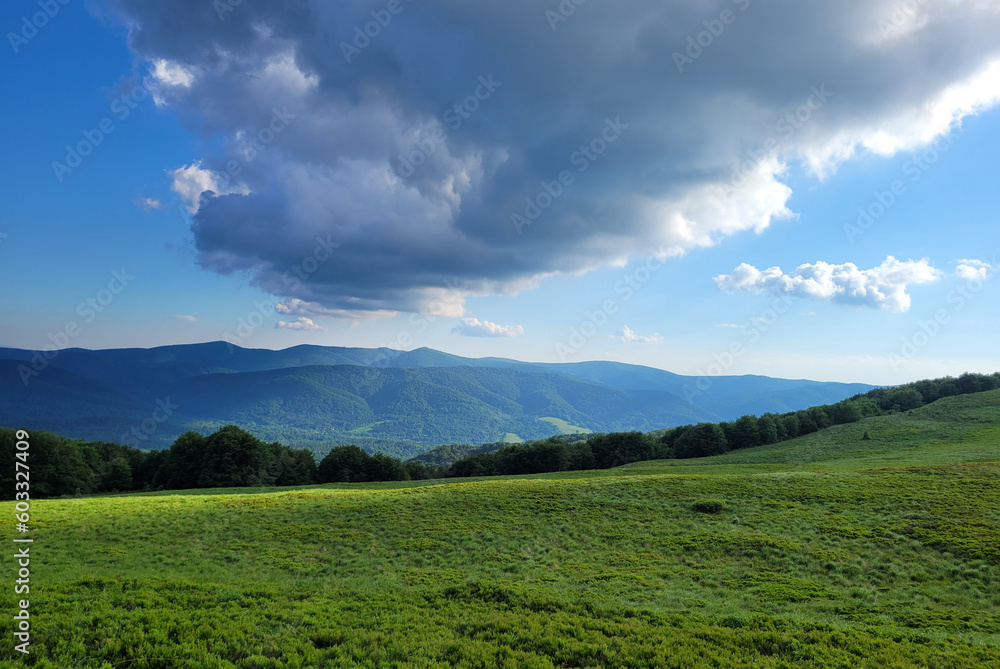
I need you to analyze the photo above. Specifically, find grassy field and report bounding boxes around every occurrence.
[3,392,1000,667]
[538,418,593,435]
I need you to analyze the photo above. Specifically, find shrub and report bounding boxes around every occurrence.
[692,500,725,514]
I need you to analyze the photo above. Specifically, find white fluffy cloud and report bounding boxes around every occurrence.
[102,0,1000,314]
[451,318,524,338]
[275,317,326,331]
[169,162,248,213]
[715,256,942,312]
[151,59,194,88]
[612,325,663,344]
[955,258,997,281]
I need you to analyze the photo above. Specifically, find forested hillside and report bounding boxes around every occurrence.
[5,372,995,498]
[0,342,873,455]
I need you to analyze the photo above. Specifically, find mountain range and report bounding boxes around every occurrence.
[0,342,874,458]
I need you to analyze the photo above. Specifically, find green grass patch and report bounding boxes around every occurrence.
[3,392,1000,666]
[538,417,594,435]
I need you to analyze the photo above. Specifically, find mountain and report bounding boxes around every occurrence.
[0,342,875,457]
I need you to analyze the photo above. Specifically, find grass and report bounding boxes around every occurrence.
[2,391,999,667]
[538,417,593,435]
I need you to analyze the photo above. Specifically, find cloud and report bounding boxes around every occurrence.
[173,314,197,322]
[715,255,941,312]
[151,59,195,88]
[102,0,1000,314]
[275,298,397,321]
[451,318,524,338]
[169,161,248,213]
[275,316,326,331]
[955,258,997,281]
[714,323,739,328]
[134,196,167,211]
[612,325,663,344]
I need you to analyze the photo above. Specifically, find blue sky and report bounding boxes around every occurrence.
[1,0,998,385]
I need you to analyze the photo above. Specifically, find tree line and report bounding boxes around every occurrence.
[3,372,997,496]
[441,372,1000,475]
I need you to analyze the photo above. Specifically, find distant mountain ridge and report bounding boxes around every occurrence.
[0,342,874,457]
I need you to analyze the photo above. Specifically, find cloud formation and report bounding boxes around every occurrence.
[173,314,197,322]
[103,0,1000,315]
[451,318,524,338]
[134,196,167,211]
[612,325,663,344]
[275,317,326,331]
[275,298,396,321]
[955,258,997,281]
[715,256,941,312]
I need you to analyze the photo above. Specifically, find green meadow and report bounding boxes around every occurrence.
[3,391,1000,667]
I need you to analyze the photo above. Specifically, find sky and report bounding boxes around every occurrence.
[1,0,999,386]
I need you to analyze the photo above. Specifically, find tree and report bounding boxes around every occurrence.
[104,456,133,492]
[515,441,569,474]
[197,425,272,488]
[796,411,818,435]
[318,445,372,483]
[565,442,597,470]
[0,429,96,497]
[758,414,780,445]
[404,461,437,480]
[673,423,728,459]
[956,372,994,395]
[828,400,861,425]
[162,431,207,489]
[807,406,832,430]
[589,432,655,468]
[728,415,761,450]
[781,413,800,440]
[269,444,317,486]
[885,387,923,412]
[367,453,410,481]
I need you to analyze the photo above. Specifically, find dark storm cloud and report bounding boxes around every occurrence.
[103,0,1000,315]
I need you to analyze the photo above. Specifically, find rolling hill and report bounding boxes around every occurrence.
[3,390,998,667]
[0,342,874,456]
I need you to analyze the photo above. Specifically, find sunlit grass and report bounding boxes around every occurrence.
[2,392,999,667]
